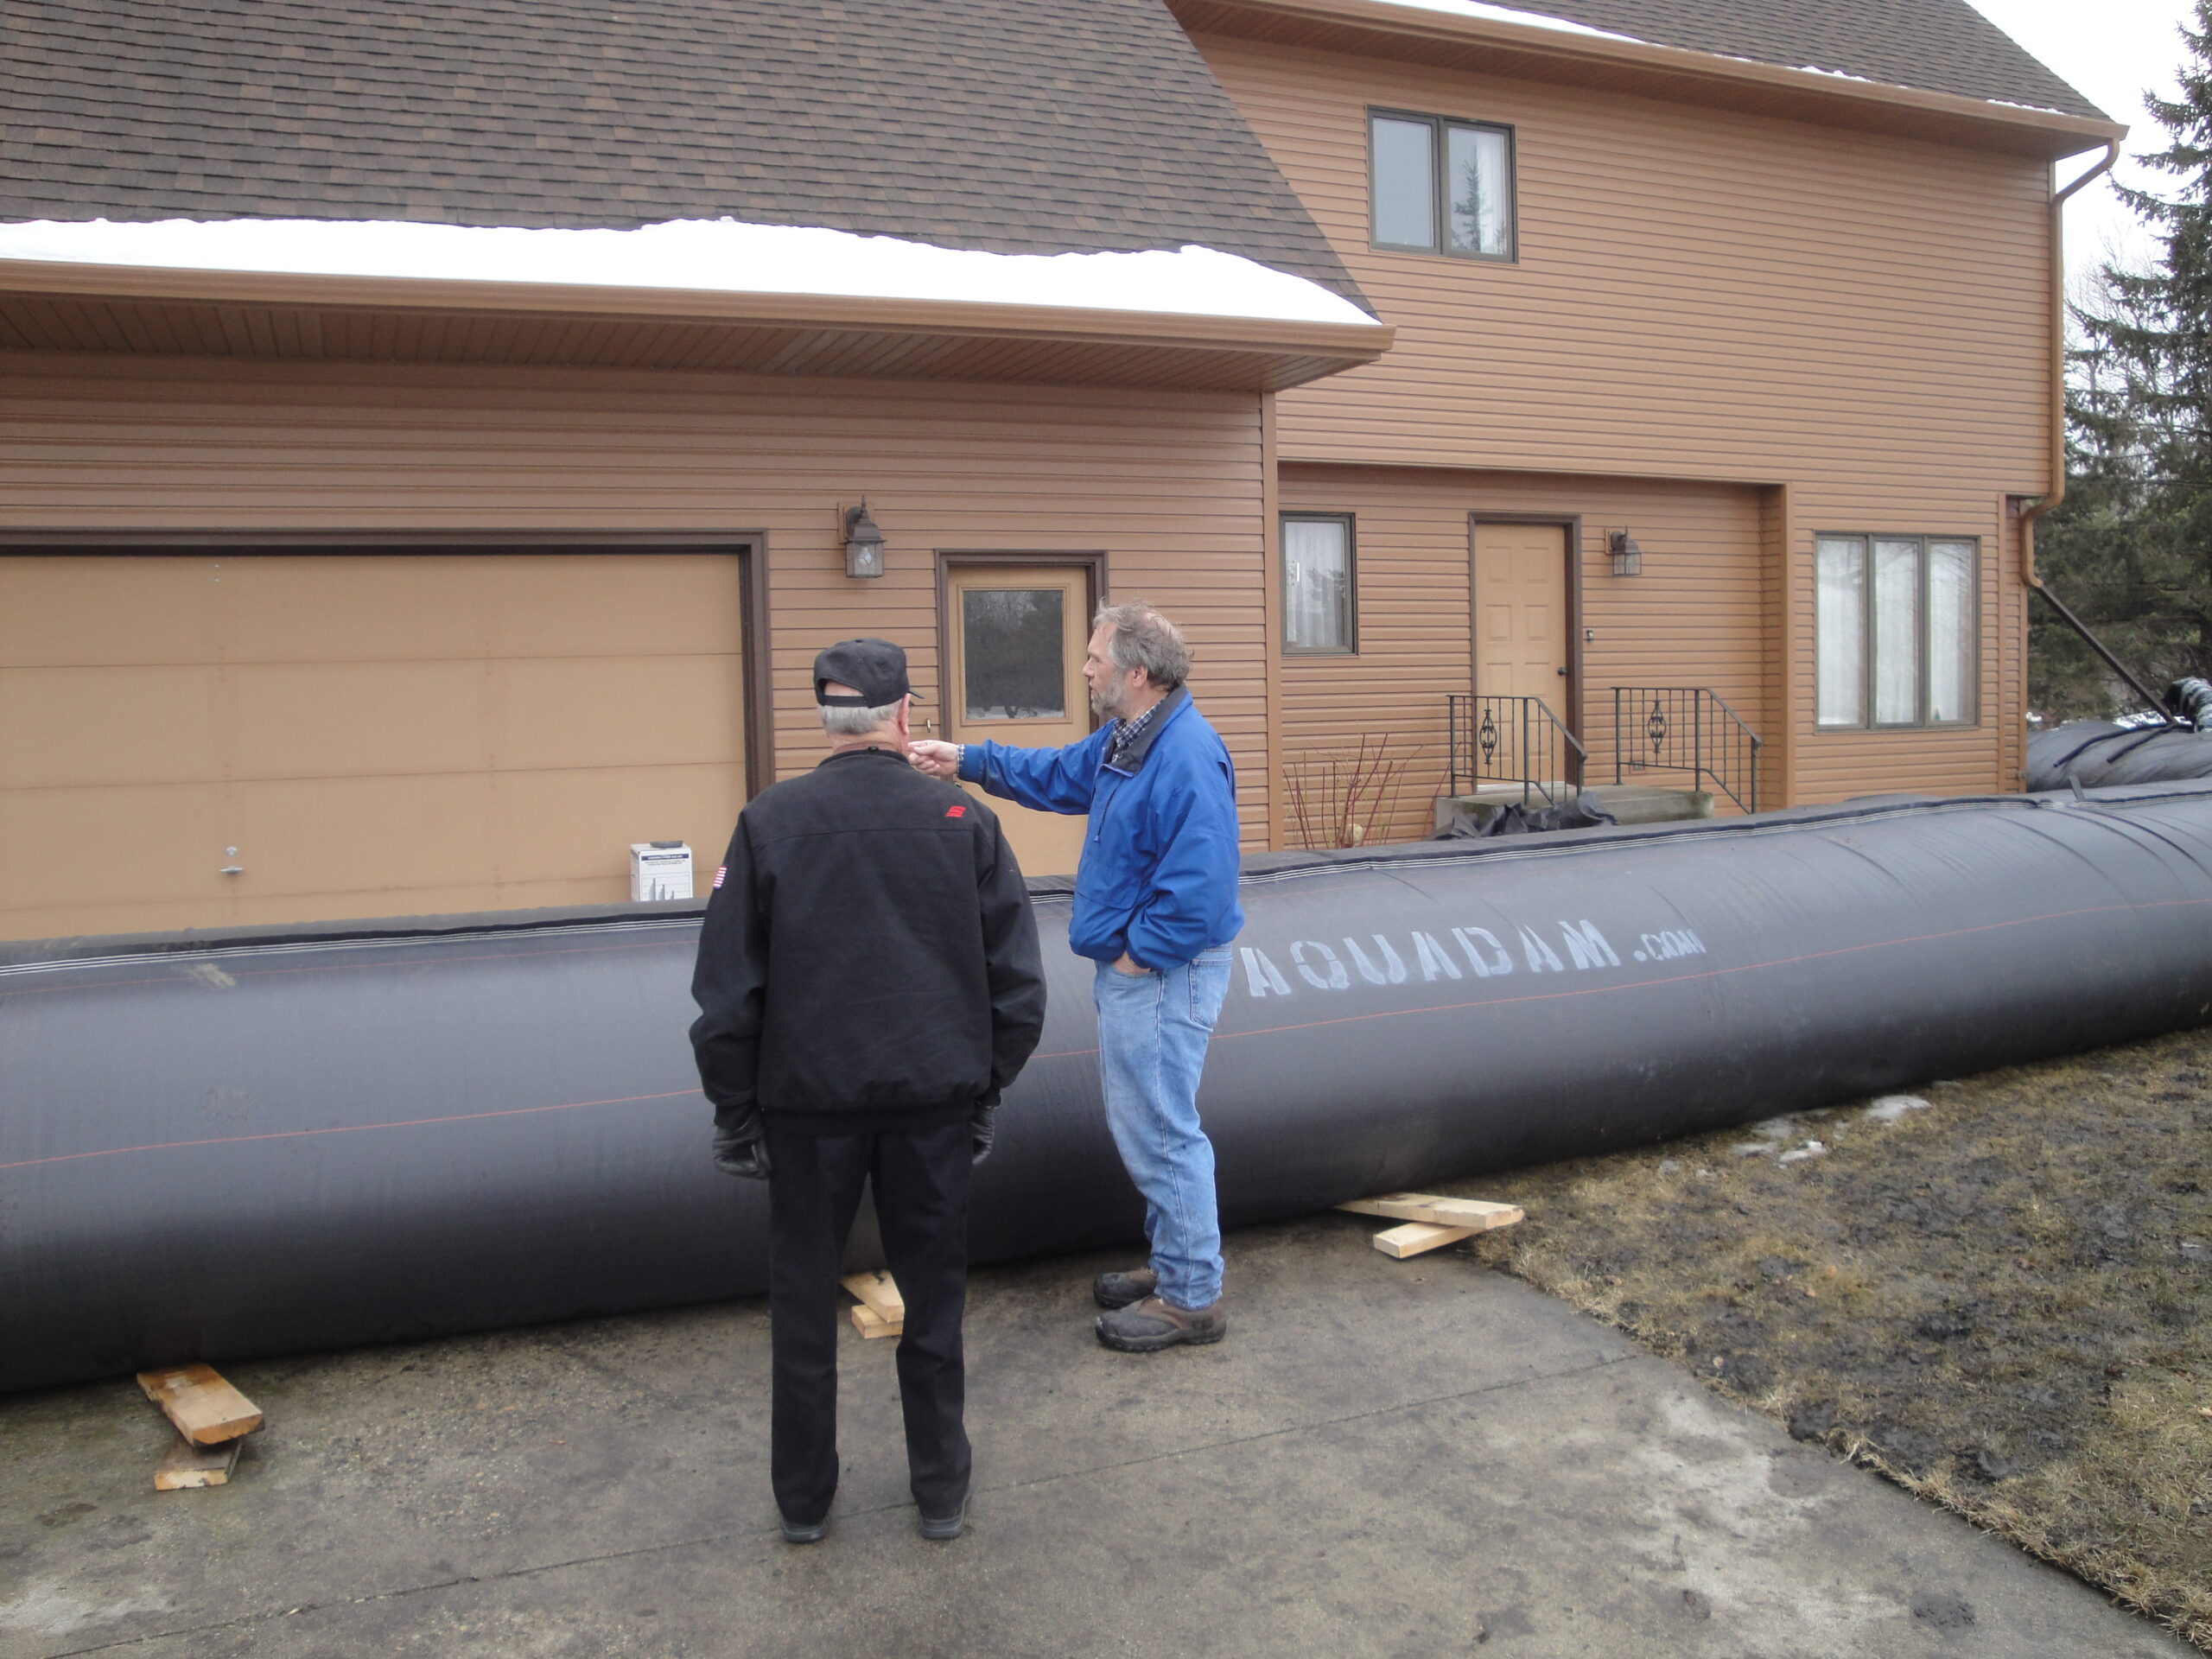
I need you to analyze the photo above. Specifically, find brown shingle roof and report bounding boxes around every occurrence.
[1437,0,2105,120]
[0,0,1369,305]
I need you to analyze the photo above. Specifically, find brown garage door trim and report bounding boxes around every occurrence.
[0,528,777,798]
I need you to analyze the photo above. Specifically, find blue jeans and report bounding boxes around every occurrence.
[1091,947,1234,1311]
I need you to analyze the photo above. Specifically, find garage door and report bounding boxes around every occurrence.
[0,552,748,941]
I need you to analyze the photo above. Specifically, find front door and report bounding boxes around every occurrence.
[1472,522,1572,706]
[944,563,1093,876]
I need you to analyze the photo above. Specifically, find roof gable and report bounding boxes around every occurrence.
[1,0,1367,305]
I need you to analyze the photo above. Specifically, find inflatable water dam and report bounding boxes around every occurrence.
[6,781,2212,1395]
[2028,721,2212,791]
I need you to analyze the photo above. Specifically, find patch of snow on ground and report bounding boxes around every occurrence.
[0,217,1379,328]
[1364,0,1643,44]
[1777,1140,1828,1165]
[1863,1095,1931,1123]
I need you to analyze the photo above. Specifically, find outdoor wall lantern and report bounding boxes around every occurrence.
[1608,529,1643,577]
[843,501,887,579]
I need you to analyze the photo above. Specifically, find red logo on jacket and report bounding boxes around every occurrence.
[945,804,967,818]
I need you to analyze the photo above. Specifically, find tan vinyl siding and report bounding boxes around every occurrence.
[1279,463,1766,843]
[0,353,1271,937]
[1197,29,2047,807]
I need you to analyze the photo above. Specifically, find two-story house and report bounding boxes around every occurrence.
[0,0,2120,938]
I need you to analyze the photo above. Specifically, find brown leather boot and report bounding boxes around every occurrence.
[1092,1267,1158,1310]
[1095,1295,1226,1352]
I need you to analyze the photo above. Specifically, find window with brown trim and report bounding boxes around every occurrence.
[1369,109,1516,261]
[1282,513,1357,653]
[1815,534,1978,728]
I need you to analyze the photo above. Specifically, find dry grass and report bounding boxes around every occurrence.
[1448,1025,2212,1649]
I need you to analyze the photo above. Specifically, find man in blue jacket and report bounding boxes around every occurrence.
[910,601,1243,1351]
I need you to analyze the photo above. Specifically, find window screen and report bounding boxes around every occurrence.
[1370,118,1437,251]
[1282,516,1355,652]
[1926,541,1976,723]
[962,588,1066,719]
[1815,537,1867,728]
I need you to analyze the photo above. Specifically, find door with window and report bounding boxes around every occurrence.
[944,563,1094,876]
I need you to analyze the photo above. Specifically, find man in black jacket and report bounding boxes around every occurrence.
[690,638,1046,1546]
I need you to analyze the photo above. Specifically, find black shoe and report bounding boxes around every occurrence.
[779,1513,830,1545]
[1092,1267,1158,1310]
[1096,1295,1227,1352]
[918,1497,968,1541]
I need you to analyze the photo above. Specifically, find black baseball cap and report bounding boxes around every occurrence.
[814,638,919,707]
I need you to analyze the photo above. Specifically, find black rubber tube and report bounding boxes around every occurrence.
[2028,721,2212,788]
[5,782,2211,1395]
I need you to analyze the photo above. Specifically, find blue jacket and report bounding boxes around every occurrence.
[959,688,1243,969]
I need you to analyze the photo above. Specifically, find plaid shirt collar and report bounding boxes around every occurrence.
[1104,690,1174,772]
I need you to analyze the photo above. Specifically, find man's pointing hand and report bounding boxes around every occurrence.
[908,740,960,779]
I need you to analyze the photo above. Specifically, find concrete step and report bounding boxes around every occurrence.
[1585,784,1714,824]
[1433,783,1713,830]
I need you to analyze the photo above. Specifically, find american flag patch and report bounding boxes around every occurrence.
[712,865,728,889]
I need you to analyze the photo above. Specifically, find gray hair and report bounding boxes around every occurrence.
[818,700,905,736]
[1093,600,1189,691]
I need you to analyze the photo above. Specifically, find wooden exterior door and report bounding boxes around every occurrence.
[943,563,1093,877]
[1472,522,1572,709]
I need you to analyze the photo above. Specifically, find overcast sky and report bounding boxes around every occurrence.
[1962,0,2200,290]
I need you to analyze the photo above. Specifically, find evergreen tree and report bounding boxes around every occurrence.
[2032,2,2212,719]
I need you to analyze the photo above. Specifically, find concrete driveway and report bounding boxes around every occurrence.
[1,1209,2190,1658]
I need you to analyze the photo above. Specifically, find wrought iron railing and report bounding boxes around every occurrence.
[1445,694,1587,807]
[1611,687,1761,813]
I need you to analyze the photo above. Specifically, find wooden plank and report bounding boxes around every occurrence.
[849,1303,903,1340]
[136,1364,263,1446]
[1373,1221,1478,1259]
[1336,1192,1525,1231]
[841,1270,906,1325]
[154,1435,241,1491]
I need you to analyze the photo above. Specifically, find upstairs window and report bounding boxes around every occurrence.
[1370,109,1515,260]
[1815,534,1978,728]
[1282,514,1356,652]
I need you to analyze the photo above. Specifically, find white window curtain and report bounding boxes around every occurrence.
[1926,540,1976,723]
[1872,537,1923,725]
[1815,536,1866,726]
[1284,518,1351,650]
[1447,124,1510,257]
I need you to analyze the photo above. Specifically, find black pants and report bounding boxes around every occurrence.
[765,1116,972,1524]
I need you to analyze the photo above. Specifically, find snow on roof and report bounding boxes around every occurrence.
[0,216,1379,328]
[1364,0,2075,114]
[1359,0,1645,46]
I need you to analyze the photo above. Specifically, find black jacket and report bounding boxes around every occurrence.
[689,747,1046,1133]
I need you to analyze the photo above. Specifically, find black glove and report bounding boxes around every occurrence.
[969,1102,996,1166]
[712,1107,772,1180]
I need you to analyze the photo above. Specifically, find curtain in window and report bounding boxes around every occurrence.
[1815,536,1866,726]
[1447,125,1510,257]
[1872,537,1922,725]
[1371,118,1435,249]
[1284,518,1351,650]
[1926,540,1975,723]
